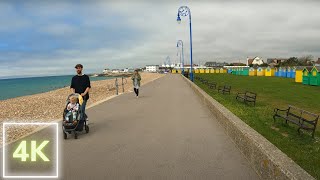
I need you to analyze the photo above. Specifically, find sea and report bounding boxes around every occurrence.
[0,75,115,101]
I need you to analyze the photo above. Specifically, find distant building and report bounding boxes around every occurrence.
[145,65,159,72]
[230,63,246,66]
[111,69,120,73]
[267,58,288,66]
[247,57,264,66]
[103,68,112,74]
[204,62,228,67]
[121,68,129,73]
[162,63,175,68]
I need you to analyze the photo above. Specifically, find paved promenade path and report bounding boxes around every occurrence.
[3,74,259,180]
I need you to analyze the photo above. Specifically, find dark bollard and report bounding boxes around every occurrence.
[183,71,189,78]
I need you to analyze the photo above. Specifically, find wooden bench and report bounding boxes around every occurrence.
[273,105,319,138]
[218,85,231,94]
[208,82,217,89]
[236,91,257,106]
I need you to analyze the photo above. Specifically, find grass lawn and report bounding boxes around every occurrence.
[194,73,320,179]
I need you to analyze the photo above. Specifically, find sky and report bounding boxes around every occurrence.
[0,0,320,78]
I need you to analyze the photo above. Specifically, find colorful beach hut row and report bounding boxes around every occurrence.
[228,67,296,78]
[171,68,228,74]
[227,66,320,86]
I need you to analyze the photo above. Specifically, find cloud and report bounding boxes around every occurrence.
[0,0,320,78]
[39,23,76,36]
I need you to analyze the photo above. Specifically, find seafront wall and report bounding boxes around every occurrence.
[181,75,315,180]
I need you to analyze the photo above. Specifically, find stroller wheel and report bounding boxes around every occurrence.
[85,125,89,133]
[74,132,78,139]
[63,132,67,140]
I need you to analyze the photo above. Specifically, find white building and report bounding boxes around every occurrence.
[123,68,129,73]
[103,69,112,74]
[111,69,120,73]
[145,65,159,72]
[247,57,264,66]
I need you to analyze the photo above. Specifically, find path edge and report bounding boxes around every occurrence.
[181,75,315,180]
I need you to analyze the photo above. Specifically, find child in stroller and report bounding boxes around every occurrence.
[62,93,89,139]
[64,95,80,125]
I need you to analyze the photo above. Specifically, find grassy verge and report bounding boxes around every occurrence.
[194,73,320,179]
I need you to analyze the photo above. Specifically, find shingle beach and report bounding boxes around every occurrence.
[0,73,165,145]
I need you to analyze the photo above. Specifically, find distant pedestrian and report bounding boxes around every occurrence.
[70,64,91,120]
[131,70,141,98]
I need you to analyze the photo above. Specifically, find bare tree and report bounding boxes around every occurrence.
[298,55,314,65]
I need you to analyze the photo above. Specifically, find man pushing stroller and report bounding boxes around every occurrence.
[70,64,91,121]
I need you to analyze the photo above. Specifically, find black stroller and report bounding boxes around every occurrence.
[62,93,89,139]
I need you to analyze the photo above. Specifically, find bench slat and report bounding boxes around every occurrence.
[274,105,319,138]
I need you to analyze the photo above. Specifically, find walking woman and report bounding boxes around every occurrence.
[131,70,141,98]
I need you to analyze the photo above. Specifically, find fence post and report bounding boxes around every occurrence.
[122,77,124,93]
[115,78,119,95]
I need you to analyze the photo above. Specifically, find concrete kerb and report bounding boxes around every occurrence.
[181,75,315,180]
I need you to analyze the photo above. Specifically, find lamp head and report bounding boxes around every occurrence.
[176,13,181,24]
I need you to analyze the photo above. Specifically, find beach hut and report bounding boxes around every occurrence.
[219,68,225,74]
[265,67,275,77]
[241,67,249,76]
[242,67,249,76]
[235,67,239,75]
[295,67,303,83]
[278,67,283,77]
[194,69,199,74]
[237,67,242,75]
[215,68,220,73]
[249,67,257,76]
[309,66,320,86]
[231,68,236,75]
[239,67,244,75]
[205,69,210,73]
[291,67,296,78]
[274,67,279,77]
[227,68,232,74]
[199,69,205,73]
[257,67,265,76]
[281,67,287,77]
[177,69,182,74]
[171,69,177,74]
[210,68,215,73]
[237,67,241,75]
[302,67,311,85]
[286,67,292,78]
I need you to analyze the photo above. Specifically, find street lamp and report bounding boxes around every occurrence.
[176,6,193,81]
[176,40,184,74]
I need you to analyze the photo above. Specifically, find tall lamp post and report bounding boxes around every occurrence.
[177,6,193,81]
[176,40,184,74]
